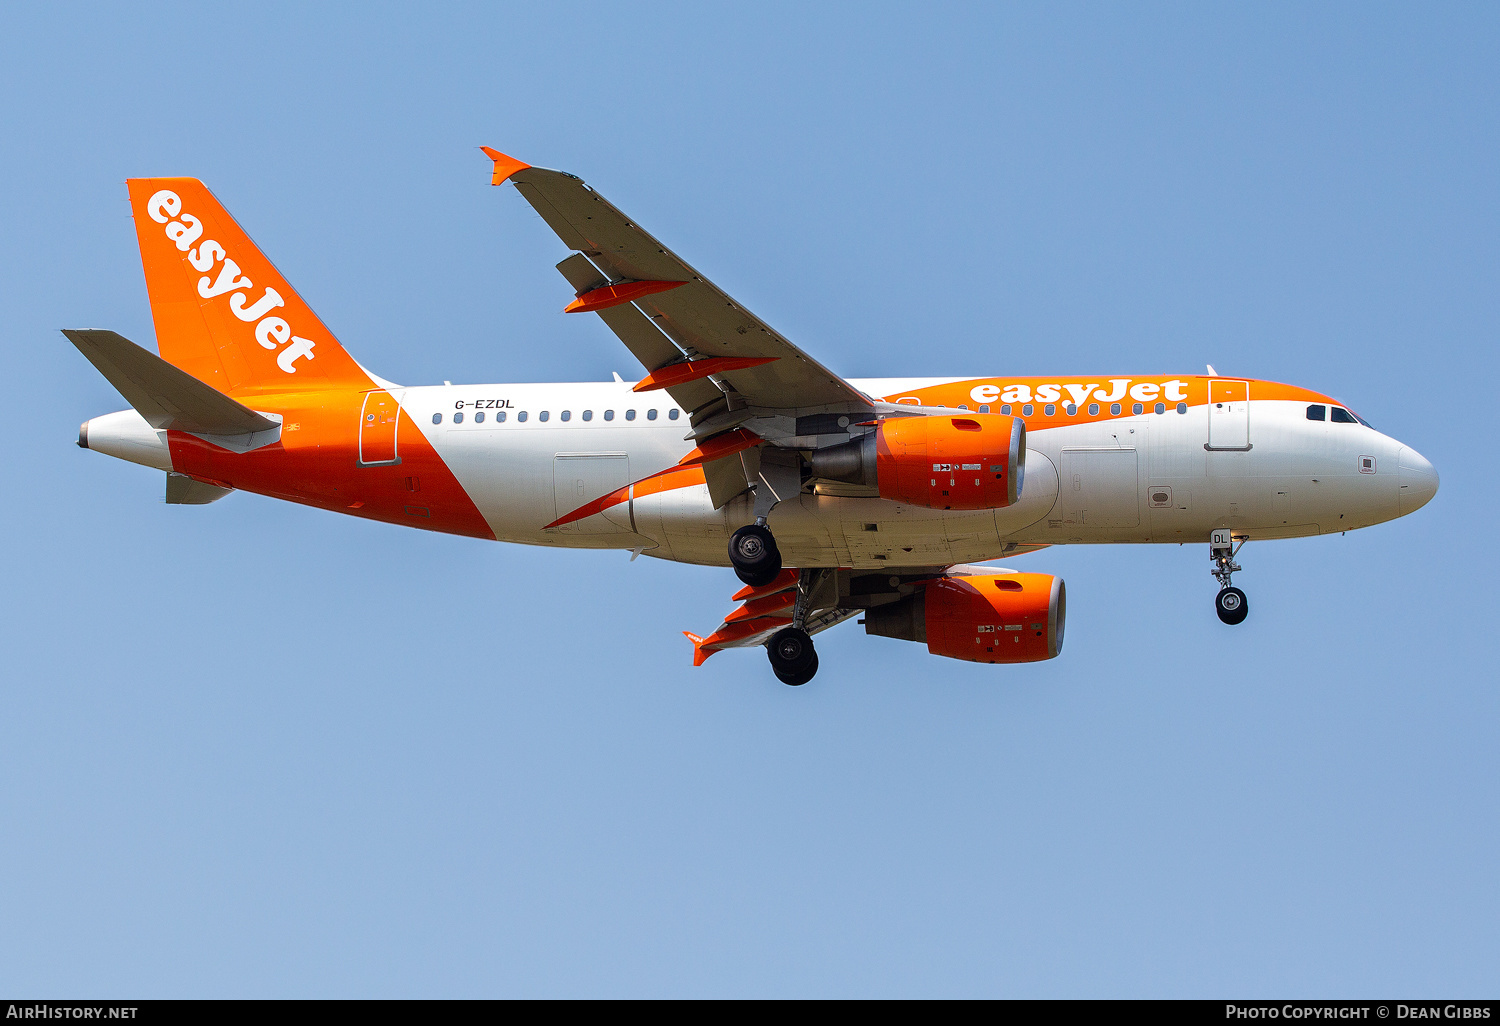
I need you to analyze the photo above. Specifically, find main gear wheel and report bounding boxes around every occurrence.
[767,626,817,685]
[729,523,782,588]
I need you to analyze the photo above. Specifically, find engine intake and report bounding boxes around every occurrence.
[865,572,1065,663]
[810,414,1024,510]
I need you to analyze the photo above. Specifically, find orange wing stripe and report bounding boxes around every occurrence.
[723,592,795,624]
[565,279,685,314]
[676,428,761,467]
[542,481,632,531]
[697,617,792,651]
[634,356,778,393]
[730,568,799,603]
[544,463,707,530]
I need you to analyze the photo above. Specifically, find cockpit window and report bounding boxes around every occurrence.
[1331,407,1356,424]
[1306,404,1326,421]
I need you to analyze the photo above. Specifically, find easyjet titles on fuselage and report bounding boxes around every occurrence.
[967,379,1191,406]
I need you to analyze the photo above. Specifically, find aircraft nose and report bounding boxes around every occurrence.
[1398,446,1439,515]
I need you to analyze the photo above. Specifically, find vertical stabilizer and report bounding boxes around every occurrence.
[126,178,373,396]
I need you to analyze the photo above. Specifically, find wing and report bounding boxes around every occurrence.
[684,570,862,666]
[680,561,1053,666]
[483,148,871,427]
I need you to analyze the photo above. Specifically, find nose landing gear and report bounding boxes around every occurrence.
[1215,586,1248,624]
[1210,529,1249,625]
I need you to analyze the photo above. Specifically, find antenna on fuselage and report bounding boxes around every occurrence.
[1206,364,1218,376]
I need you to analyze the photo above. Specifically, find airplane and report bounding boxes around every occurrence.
[68,148,1440,685]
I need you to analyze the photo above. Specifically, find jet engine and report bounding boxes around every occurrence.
[864,572,1065,663]
[810,414,1024,510]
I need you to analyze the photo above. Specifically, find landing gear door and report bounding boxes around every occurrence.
[1207,380,1250,450]
[359,389,403,466]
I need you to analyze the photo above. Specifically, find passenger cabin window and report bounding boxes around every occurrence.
[1176,403,1187,414]
[626,410,636,421]
[539,411,549,422]
[582,410,592,421]
[1022,404,1034,416]
[497,411,506,422]
[1110,403,1122,416]
[647,409,658,420]
[432,413,442,425]
[1154,402,1165,415]
[518,411,528,422]
[1307,404,1326,421]
[1088,403,1099,416]
[604,410,614,421]
[475,411,485,423]
[978,404,990,413]
[1000,404,1012,416]
[669,409,680,420]
[1065,404,1077,416]
[1044,404,1056,416]
[1132,403,1143,415]
[560,410,571,422]
[453,411,464,424]
[1331,407,1356,424]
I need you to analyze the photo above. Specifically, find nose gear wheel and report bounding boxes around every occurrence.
[1215,586,1249,625]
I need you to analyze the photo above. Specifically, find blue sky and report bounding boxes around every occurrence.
[1,2,1496,997]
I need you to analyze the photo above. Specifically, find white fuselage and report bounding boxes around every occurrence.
[396,377,1435,568]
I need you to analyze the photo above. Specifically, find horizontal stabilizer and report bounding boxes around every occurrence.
[63,329,278,436]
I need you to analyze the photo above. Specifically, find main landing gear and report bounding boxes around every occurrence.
[768,627,818,686]
[732,463,819,683]
[764,567,829,686]
[1210,529,1249,625]
[728,516,811,685]
[729,518,782,588]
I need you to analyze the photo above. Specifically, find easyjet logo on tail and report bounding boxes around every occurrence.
[146,190,315,374]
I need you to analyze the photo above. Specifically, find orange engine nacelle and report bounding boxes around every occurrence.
[864,572,1065,664]
[809,414,1025,510]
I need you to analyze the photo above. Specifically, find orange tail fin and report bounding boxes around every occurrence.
[126,178,373,396]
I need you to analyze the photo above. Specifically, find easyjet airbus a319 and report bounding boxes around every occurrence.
[69,148,1439,684]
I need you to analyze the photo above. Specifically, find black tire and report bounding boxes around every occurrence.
[729,523,781,588]
[1216,586,1249,625]
[767,626,815,676]
[774,652,819,687]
